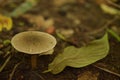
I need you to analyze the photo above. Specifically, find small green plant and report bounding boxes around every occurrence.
[107,29,120,42]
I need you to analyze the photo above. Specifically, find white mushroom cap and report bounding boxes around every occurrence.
[11,31,57,54]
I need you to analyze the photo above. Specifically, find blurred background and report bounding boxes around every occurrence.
[0,0,120,80]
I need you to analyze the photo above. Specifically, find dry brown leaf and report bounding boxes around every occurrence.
[22,14,44,27]
[43,18,54,29]
[22,14,54,30]
[56,28,74,38]
[78,71,99,80]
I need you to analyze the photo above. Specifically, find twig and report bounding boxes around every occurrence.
[93,64,120,77]
[32,71,46,80]
[0,55,11,72]
[106,0,120,9]
[8,62,21,80]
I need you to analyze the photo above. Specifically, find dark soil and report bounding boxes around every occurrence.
[0,0,120,80]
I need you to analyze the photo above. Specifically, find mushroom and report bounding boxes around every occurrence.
[11,31,57,69]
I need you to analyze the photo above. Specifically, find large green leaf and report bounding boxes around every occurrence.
[45,33,109,74]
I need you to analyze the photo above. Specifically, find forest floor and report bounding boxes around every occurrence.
[0,0,120,80]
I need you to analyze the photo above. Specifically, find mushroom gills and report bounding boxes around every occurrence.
[39,49,54,56]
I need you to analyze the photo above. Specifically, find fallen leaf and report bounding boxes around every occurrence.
[43,18,54,29]
[10,0,37,17]
[0,14,12,31]
[23,14,55,30]
[56,28,74,38]
[56,30,66,40]
[44,33,109,74]
[0,44,3,49]
[23,14,45,27]
[100,4,120,15]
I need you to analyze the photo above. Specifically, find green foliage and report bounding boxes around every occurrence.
[10,0,37,17]
[44,33,109,74]
[100,4,120,15]
[56,30,66,41]
[107,29,120,42]
[3,39,11,46]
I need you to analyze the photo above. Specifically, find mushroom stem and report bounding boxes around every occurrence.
[31,55,37,69]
